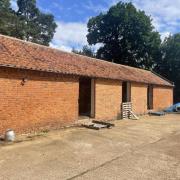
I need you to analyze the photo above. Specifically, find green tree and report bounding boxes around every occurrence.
[17,0,57,45]
[155,33,180,102]
[87,2,161,69]
[0,0,13,35]
[72,45,95,58]
[0,0,23,38]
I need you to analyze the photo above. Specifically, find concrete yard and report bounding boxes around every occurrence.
[1,114,180,180]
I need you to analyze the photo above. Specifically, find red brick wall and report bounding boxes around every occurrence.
[131,84,173,114]
[94,81,173,119]
[131,83,148,115]
[153,86,173,110]
[0,66,174,133]
[0,67,79,133]
[95,79,121,120]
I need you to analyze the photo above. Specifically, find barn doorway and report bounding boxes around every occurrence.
[79,78,95,118]
[122,82,131,102]
[147,85,153,110]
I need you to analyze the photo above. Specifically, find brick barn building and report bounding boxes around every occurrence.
[0,35,174,133]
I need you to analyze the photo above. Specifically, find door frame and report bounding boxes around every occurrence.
[78,78,95,118]
[90,79,95,118]
[147,85,153,110]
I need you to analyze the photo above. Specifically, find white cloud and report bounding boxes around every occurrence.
[109,0,122,6]
[138,1,179,41]
[84,0,107,13]
[49,42,72,52]
[50,22,88,52]
[50,21,104,52]
[92,43,104,51]
[106,0,180,39]
[11,0,18,11]
[126,0,180,34]
[51,0,180,51]
[160,32,171,41]
[84,0,180,39]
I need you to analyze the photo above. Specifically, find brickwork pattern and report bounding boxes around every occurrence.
[95,79,122,120]
[153,86,173,110]
[0,67,79,133]
[0,66,174,133]
[131,83,148,115]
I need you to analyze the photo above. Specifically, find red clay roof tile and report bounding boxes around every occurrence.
[0,34,173,87]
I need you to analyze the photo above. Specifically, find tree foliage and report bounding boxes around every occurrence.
[72,45,96,58]
[17,0,57,45]
[87,2,161,69]
[0,0,57,46]
[0,0,22,37]
[155,33,180,102]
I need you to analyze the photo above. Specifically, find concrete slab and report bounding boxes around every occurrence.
[0,114,180,180]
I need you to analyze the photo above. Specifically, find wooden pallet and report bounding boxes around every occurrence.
[122,102,132,119]
[122,102,139,120]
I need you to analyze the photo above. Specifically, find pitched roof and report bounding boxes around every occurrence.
[0,34,173,87]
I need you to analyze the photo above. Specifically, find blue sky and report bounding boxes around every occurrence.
[11,0,180,52]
